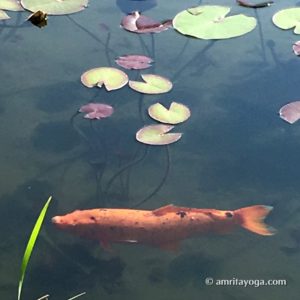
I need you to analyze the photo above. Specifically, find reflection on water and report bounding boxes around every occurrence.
[0,0,300,299]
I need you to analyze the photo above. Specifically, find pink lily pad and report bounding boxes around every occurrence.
[121,11,172,34]
[279,101,300,124]
[136,124,182,145]
[293,41,300,56]
[79,103,114,120]
[129,74,172,94]
[115,55,153,70]
[81,67,128,91]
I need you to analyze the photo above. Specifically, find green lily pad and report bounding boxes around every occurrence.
[0,9,9,19]
[148,102,191,124]
[129,74,172,94]
[20,0,88,15]
[173,5,257,40]
[136,124,182,145]
[272,8,300,34]
[81,67,129,91]
[0,0,24,11]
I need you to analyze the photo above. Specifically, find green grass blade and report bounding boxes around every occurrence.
[18,196,53,300]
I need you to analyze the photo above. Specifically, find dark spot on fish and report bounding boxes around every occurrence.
[90,216,96,222]
[225,212,233,218]
[176,211,187,218]
[135,221,139,225]
[162,222,166,225]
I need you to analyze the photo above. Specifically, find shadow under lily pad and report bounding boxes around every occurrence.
[31,121,80,153]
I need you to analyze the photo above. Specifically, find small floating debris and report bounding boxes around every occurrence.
[27,10,47,28]
[115,55,153,70]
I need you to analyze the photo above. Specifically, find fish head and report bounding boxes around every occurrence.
[52,210,95,230]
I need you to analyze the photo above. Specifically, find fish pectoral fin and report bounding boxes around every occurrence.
[152,204,179,216]
[158,241,180,253]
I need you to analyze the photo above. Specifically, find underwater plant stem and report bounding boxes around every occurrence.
[105,32,112,66]
[171,40,215,82]
[254,9,267,63]
[66,15,117,56]
[138,93,146,123]
[150,33,156,72]
[132,145,170,208]
[103,145,149,205]
[138,35,152,57]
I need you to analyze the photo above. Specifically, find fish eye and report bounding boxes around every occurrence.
[225,212,233,218]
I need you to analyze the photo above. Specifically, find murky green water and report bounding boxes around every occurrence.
[1,0,300,299]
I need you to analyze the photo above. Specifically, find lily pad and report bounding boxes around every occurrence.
[79,103,114,120]
[115,55,153,70]
[148,102,191,124]
[173,5,257,40]
[81,67,128,91]
[20,0,88,15]
[293,41,300,55]
[121,11,172,33]
[279,101,300,124]
[0,9,9,19]
[136,124,182,145]
[273,8,300,34]
[129,74,172,94]
[0,0,24,11]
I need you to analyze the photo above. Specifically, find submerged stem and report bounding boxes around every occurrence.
[132,145,170,208]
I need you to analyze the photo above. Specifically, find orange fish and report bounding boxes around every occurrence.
[52,204,276,251]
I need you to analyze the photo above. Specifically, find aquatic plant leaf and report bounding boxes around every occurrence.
[273,8,300,34]
[148,102,191,124]
[279,101,300,124]
[129,74,172,94]
[136,124,182,145]
[237,0,274,9]
[79,103,114,119]
[293,41,300,55]
[27,10,48,28]
[115,55,153,70]
[81,67,128,91]
[173,5,257,39]
[121,11,172,33]
[20,0,88,15]
[0,0,24,11]
[18,196,52,300]
[0,9,9,19]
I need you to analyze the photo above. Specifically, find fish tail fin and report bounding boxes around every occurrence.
[235,205,276,236]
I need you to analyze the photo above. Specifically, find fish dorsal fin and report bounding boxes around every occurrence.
[152,204,180,216]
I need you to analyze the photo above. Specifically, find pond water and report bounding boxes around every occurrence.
[1,0,300,299]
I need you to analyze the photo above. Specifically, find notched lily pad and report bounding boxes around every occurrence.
[129,74,172,94]
[273,8,300,34]
[20,0,88,15]
[148,102,191,124]
[136,124,182,145]
[0,9,9,19]
[279,101,300,124]
[81,67,129,91]
[173,5,257,39]
[0,0,24,11]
